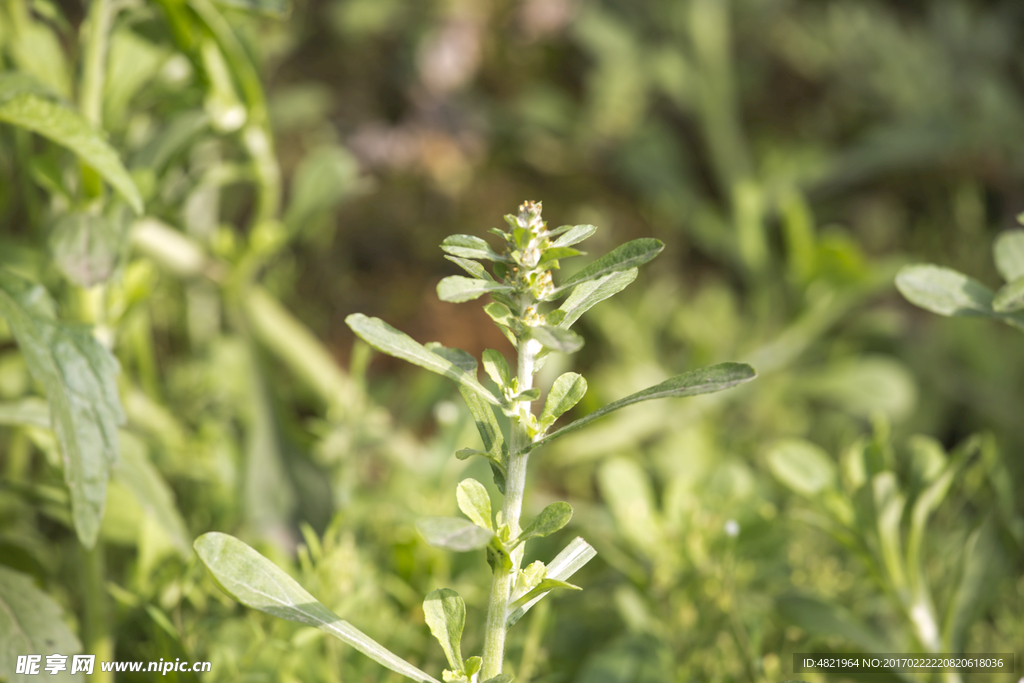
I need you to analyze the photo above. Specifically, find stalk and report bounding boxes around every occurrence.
[481,335,539,679]
[80,0,115,129]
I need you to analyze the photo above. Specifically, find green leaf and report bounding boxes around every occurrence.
[776,594,889,653]
[943,518,1003,651]
[895,265,994,317]
[993,229,1024,282]
[557,269,638,328]
[0,397,51,428]
[537,247,583,268]
[458,385,508,466]
[481,676,513,683]
[529,325,583,354]
[515,502,573,546]
[445,256,491,280]
[423,588,465,672]
[194,533,440,683]
[456,479,493,531]
[425,343,478,374]
[441,234,504,261]
[0,270,125,548]
[766,439,837,497]
[527,363,756,452]
[346,314,499,406]
[506,537,596,628]
[437,276,512,303]
[554,238,664,293]
[992,275,1024,312]
[540,373,587,428]
[0,92,143,213]
[550,224,597,248]
[211,0,290,18]
[0,565,82,683]
[509,577,580,612]
[416,517,495,552]
[482,349,510,388]
[50,212,123,287]
[114,432,191,556]
[599,458,660,553]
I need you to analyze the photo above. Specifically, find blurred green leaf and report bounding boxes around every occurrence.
[515,502,573,546]
[776,595,888,652]
[481,349,510,388]
[346,314,500,406]
[0,270,124,548]
[943,518,1004,651]
[540,373,587,428]
[991,275,1024,312]
[194,533,440,683]
[0,565,82,683]
[529,363,756,451]
[895,265,993,317]
[0,92,143,213]
[456,479,492,531]
[599,458,660,554]
[211,0,290,17]
[530,325,584,354]
[767,439,837,497]
[993,229,1024,282]
[416,518,495,552]
[423,588,464,672]
[114,432,191,556]
[49,212,122,287]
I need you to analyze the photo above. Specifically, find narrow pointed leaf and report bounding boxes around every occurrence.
[0,92,142,213]
[509,578,580,612]
[437,276,512,303]
[458,386,507,464]
[993,229,1024,282]
[425,343,477,374]
[115,432,190,555]
[537,247,583,268]
[346,314,499,405]
[506,537,596,628]
[557,269,638,327]
[0,270,125,548]
[416,517,495,551]
[550,224,597,248]
[515,502,572,546]
[553,238,664,293]
[457,479,493,531]
[992,275,1024,312]
[895,265,994,317]
[482,349,510,388]
[441,234,504,261]
[526,363,756,453]
[194,533,439,683]
[0,566,82,681]
[529,325,583,354]
[444,256,492,280]
[423,588,465,672]
[540,373,587,428]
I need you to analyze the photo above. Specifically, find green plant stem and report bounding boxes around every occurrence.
[81,544,113,683]
[80,0,115,128]
[481,336,540,680]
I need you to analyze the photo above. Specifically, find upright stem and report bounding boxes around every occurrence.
[80,0,115,129]
[481,337,540,680]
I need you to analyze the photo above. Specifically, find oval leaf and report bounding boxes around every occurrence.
[437,276,511,303]
[992,275,1024,312]
[456,479,493,531]
[516,501,573,545]
[527,363,756,452]
[540,373,587,428]
[441,234,504,261]
[194,533,439,683]
[416,517,495,552]
[346,314,499,406]
[550,224,597,248]
[895,265,994,317]
[482,349,510,388]
[423,588,465,672]
[993,229,1024,282]
[0,92,142,213]
[766,439,837,496]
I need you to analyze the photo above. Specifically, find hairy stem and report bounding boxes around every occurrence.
[481,336,539,680]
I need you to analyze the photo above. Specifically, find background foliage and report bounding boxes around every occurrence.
[0,0,1022,682]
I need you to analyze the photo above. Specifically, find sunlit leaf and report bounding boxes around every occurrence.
[540,373,587,428]
[482,349,510,388]
[416,517,494,552]
[895,265,993,317]
[766,439,837,497]
[992,275,1024,312]
[529,325,583,354]
[194,533,439,683]
[423,588,465,672]
[515,502,572,546]
[506,537,596,628]
[528,363,756,452]
[550,224,597,248]
[558,269,638,328]
[553,238,664,294]
[0,270,125,548]
[437,276,512,303]
[346,314,499,406]
[441,235,505,261]
[456,479,493,531]
[993,229,1024,282]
